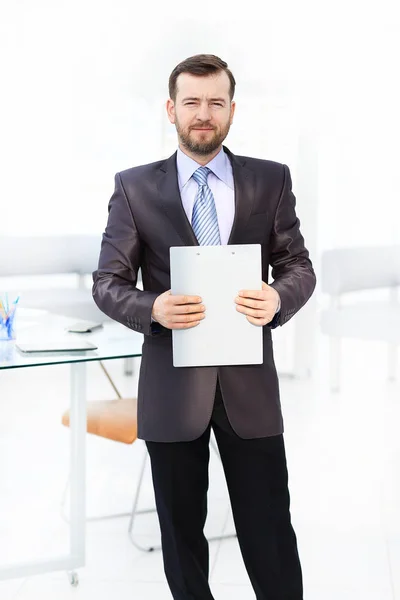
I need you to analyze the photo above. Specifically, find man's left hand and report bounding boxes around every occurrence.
[235,282,281,326]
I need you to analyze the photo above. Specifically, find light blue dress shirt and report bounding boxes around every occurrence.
[176,147,235,246]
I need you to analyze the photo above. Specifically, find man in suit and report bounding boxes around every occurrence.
[93,54,316,600]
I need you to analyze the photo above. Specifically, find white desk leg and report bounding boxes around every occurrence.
[0,362,87,583]
[69,362,86,570]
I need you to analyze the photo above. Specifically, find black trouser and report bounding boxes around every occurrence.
[146,383,303,600]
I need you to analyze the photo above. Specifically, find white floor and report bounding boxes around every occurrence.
[0,333,399,599]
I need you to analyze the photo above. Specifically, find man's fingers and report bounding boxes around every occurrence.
[236,304,267,318]
[246,315,267,326]
[170,303,206,315]
[170,312,205,324]
[236,304,274,324]
[235,297,266,309]
[238,290,266,300]
[172,320,203,329]
[170,294,202,305]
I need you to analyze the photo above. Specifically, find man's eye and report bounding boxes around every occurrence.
[212,103,223,107]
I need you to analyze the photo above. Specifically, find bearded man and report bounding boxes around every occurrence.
[93,53,316,600]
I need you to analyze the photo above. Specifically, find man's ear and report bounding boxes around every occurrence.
[230,101,236,125]
[166,99,176,124]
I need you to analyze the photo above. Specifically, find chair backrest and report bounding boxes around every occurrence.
[0,235,103,277]
[321,246,400,295]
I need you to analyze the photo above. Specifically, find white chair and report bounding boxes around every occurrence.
[0,235,135,374]
[320,245,400,391]
[61,388,236,553]
[0,234,106,319]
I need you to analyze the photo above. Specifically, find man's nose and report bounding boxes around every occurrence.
[196,103,212,121]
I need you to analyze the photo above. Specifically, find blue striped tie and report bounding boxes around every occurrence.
[191,167,221,246]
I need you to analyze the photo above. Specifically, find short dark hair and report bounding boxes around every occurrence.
[168,54,236,102]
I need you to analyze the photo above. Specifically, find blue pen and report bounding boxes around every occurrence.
[8,295,20,320]
[0,297,7,323]
[4,295,20,338]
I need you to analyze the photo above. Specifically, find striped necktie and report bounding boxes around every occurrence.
[191,166,221,246]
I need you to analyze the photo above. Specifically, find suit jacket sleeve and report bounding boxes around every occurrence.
[92,173,159,336]
[268,164,316,328]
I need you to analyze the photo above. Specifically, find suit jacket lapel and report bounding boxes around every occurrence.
[223,146,256,245]
[156,152,198,246]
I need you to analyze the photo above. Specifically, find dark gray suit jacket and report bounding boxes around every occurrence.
[92,146,316,442]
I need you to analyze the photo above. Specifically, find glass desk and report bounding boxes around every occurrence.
[0,310,144,585]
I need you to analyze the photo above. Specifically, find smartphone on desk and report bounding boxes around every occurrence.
[66,321,103,333]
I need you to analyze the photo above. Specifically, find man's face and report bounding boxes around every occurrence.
[167,71,235,156]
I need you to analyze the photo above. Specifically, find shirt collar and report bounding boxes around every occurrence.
[176,147,234,190]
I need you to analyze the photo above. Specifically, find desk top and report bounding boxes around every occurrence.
[0,309,143,370]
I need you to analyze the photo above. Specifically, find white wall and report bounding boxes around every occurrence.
[2,0,398,244]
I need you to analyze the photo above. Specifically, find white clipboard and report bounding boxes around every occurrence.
[170,244,263,367]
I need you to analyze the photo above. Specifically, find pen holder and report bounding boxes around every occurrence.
[0,306,17,341]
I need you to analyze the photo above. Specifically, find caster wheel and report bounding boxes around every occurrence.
[68,571,79,587]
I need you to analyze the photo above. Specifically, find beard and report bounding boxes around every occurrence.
[175,117,231,156]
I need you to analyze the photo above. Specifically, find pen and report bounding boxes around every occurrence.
[0,295,20,322]
[0,300,7,321]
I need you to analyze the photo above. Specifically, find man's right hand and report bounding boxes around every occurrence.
[151,290,205,330]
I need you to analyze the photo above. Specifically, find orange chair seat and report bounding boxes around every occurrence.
[62,397,137,444]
